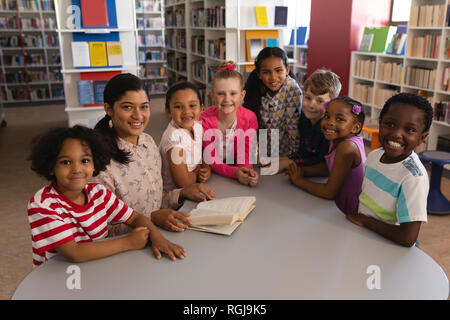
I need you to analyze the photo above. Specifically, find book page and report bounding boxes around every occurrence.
[196,197,255,215]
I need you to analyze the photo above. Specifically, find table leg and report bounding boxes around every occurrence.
[427,163,450,215]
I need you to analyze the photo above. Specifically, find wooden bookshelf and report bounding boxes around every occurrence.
[349,0,450,151]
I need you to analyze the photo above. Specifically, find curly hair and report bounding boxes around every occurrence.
[165,81,203,111]
[29,125,113,181]
[379,92,433,133]
[327,96,365,134]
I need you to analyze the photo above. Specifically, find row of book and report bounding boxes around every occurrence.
[77,80,107,105]
[353,59,375,79]
[71,41,123,68]
[409,3,446,27]
[3,54,45,66]
[0,0,54,11]
[374,86,399,107]
[351,83,373,105]
[297,50,307,66]
[2,70,61,83]
[445,37,450,60]
[139,50,165,62]
[405,67,436,90]
[0,16,56,29]
[139,65,165,79]
[191,35,205,55]
[190,6,226,28]
[137,17,162,29]
[138,34,163,47]
[165,8,185,28]
[295,71,307,85]
[407,34,441,59]
[191,60,206,82]
[136,0,161,12]
[0,34,58,48]
[434,101,450,124]
[167,53,186,73]
[254,6,288,27]
[165,31,186,50]
[2,86,62,101]
[145,82,167,94]
[208,38,226,60]
[378,62,403,85]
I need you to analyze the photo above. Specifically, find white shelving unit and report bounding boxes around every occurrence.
[136,0,167,95]
[164,0,302,106]
[349,0,450,151]
[54,0,139,127]
[0,0,64,104]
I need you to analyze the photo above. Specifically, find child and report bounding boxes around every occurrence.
[160,81,211,190]
[347,93,433,247]
[27,125,186,266]
[287,96,366,215]
[243,46,302,161]
[200,61,259,186]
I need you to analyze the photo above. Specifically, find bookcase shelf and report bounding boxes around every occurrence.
[0,0,64,104]
[348,0,450,151]
[54,0,139,127]
[163,0,305,105]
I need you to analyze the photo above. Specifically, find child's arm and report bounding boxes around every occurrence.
[167,147,198,187]
[55,212,186,262]
[346,212,421,247]
[287,140,357,200]
[197,162,211,183]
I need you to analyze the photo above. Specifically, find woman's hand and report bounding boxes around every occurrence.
[151,209,192,232]
[149,232,187,261]
[180,183,216,202]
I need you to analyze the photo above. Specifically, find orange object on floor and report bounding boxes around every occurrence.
[362,124,380,150]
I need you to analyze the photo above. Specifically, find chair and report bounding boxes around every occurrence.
[362,123,380,151]
[418,150,450,215]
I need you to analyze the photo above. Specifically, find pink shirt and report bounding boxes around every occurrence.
[200,105,258,179]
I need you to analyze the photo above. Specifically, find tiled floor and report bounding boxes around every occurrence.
[0,100,448,300]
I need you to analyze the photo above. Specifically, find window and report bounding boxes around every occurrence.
[390,0,412,24]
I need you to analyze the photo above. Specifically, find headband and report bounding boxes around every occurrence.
[220,64,235,71]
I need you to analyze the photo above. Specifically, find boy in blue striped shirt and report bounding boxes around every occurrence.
[347,93,433,247]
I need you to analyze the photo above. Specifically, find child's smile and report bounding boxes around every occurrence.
[321,101,360,143]
[379,102,428,163]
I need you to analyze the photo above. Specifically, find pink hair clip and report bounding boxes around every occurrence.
[352,105,362,115]
[220,64,235,71]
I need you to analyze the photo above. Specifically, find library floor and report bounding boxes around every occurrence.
[0,100,449,300]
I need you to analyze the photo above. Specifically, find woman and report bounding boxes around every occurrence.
[93,73,215,234]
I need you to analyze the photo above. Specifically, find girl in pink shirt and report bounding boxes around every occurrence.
[200,61,259,186]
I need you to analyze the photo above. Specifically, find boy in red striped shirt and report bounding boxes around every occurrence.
[28,125,186,267]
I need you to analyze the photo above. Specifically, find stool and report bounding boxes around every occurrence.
[418,150,450,215]
[362,123,380,151]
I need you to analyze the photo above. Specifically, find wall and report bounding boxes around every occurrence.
[307,0,391,95]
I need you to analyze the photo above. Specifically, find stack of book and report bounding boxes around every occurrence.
[405,66,436,89]
[353,59,375,79]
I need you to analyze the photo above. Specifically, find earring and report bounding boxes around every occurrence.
[108,119,113,128]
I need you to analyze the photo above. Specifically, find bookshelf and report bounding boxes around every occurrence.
[349,0,450,151]
[136,0,167,95]
[164,0,302,106]
[54,0,139,127]
[0,0,64,104]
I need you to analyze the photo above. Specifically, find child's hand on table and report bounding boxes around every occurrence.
[151,209,192,232]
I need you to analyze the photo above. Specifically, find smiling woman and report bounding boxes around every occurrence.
[93,74,215,235]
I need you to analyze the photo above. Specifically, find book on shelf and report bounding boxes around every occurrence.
[265,38,278,48]
[184,196,256,236]
[386,25,407,55]
[441,66,450,92]
[433,102,450,123]
[254,6,269,26]
[89,42,108,67]
[71,41,91,68]
[77,80,94,105]
[437,134,450,152]
[80,0,109,27]
[359,33,373,52]
[249,38,264,60]
[289,27,309,46]
[362,26,397,53]
[409,3,445,27]
[93,80,107,104]
[106,41,123,66]
[274,6,288,26]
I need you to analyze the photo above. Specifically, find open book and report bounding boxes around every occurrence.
[183,196,256,236]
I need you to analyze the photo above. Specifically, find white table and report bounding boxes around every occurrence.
[13,174,449,299]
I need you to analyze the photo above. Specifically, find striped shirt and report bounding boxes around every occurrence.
[28,182,134,266]
[358,148,428,226]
